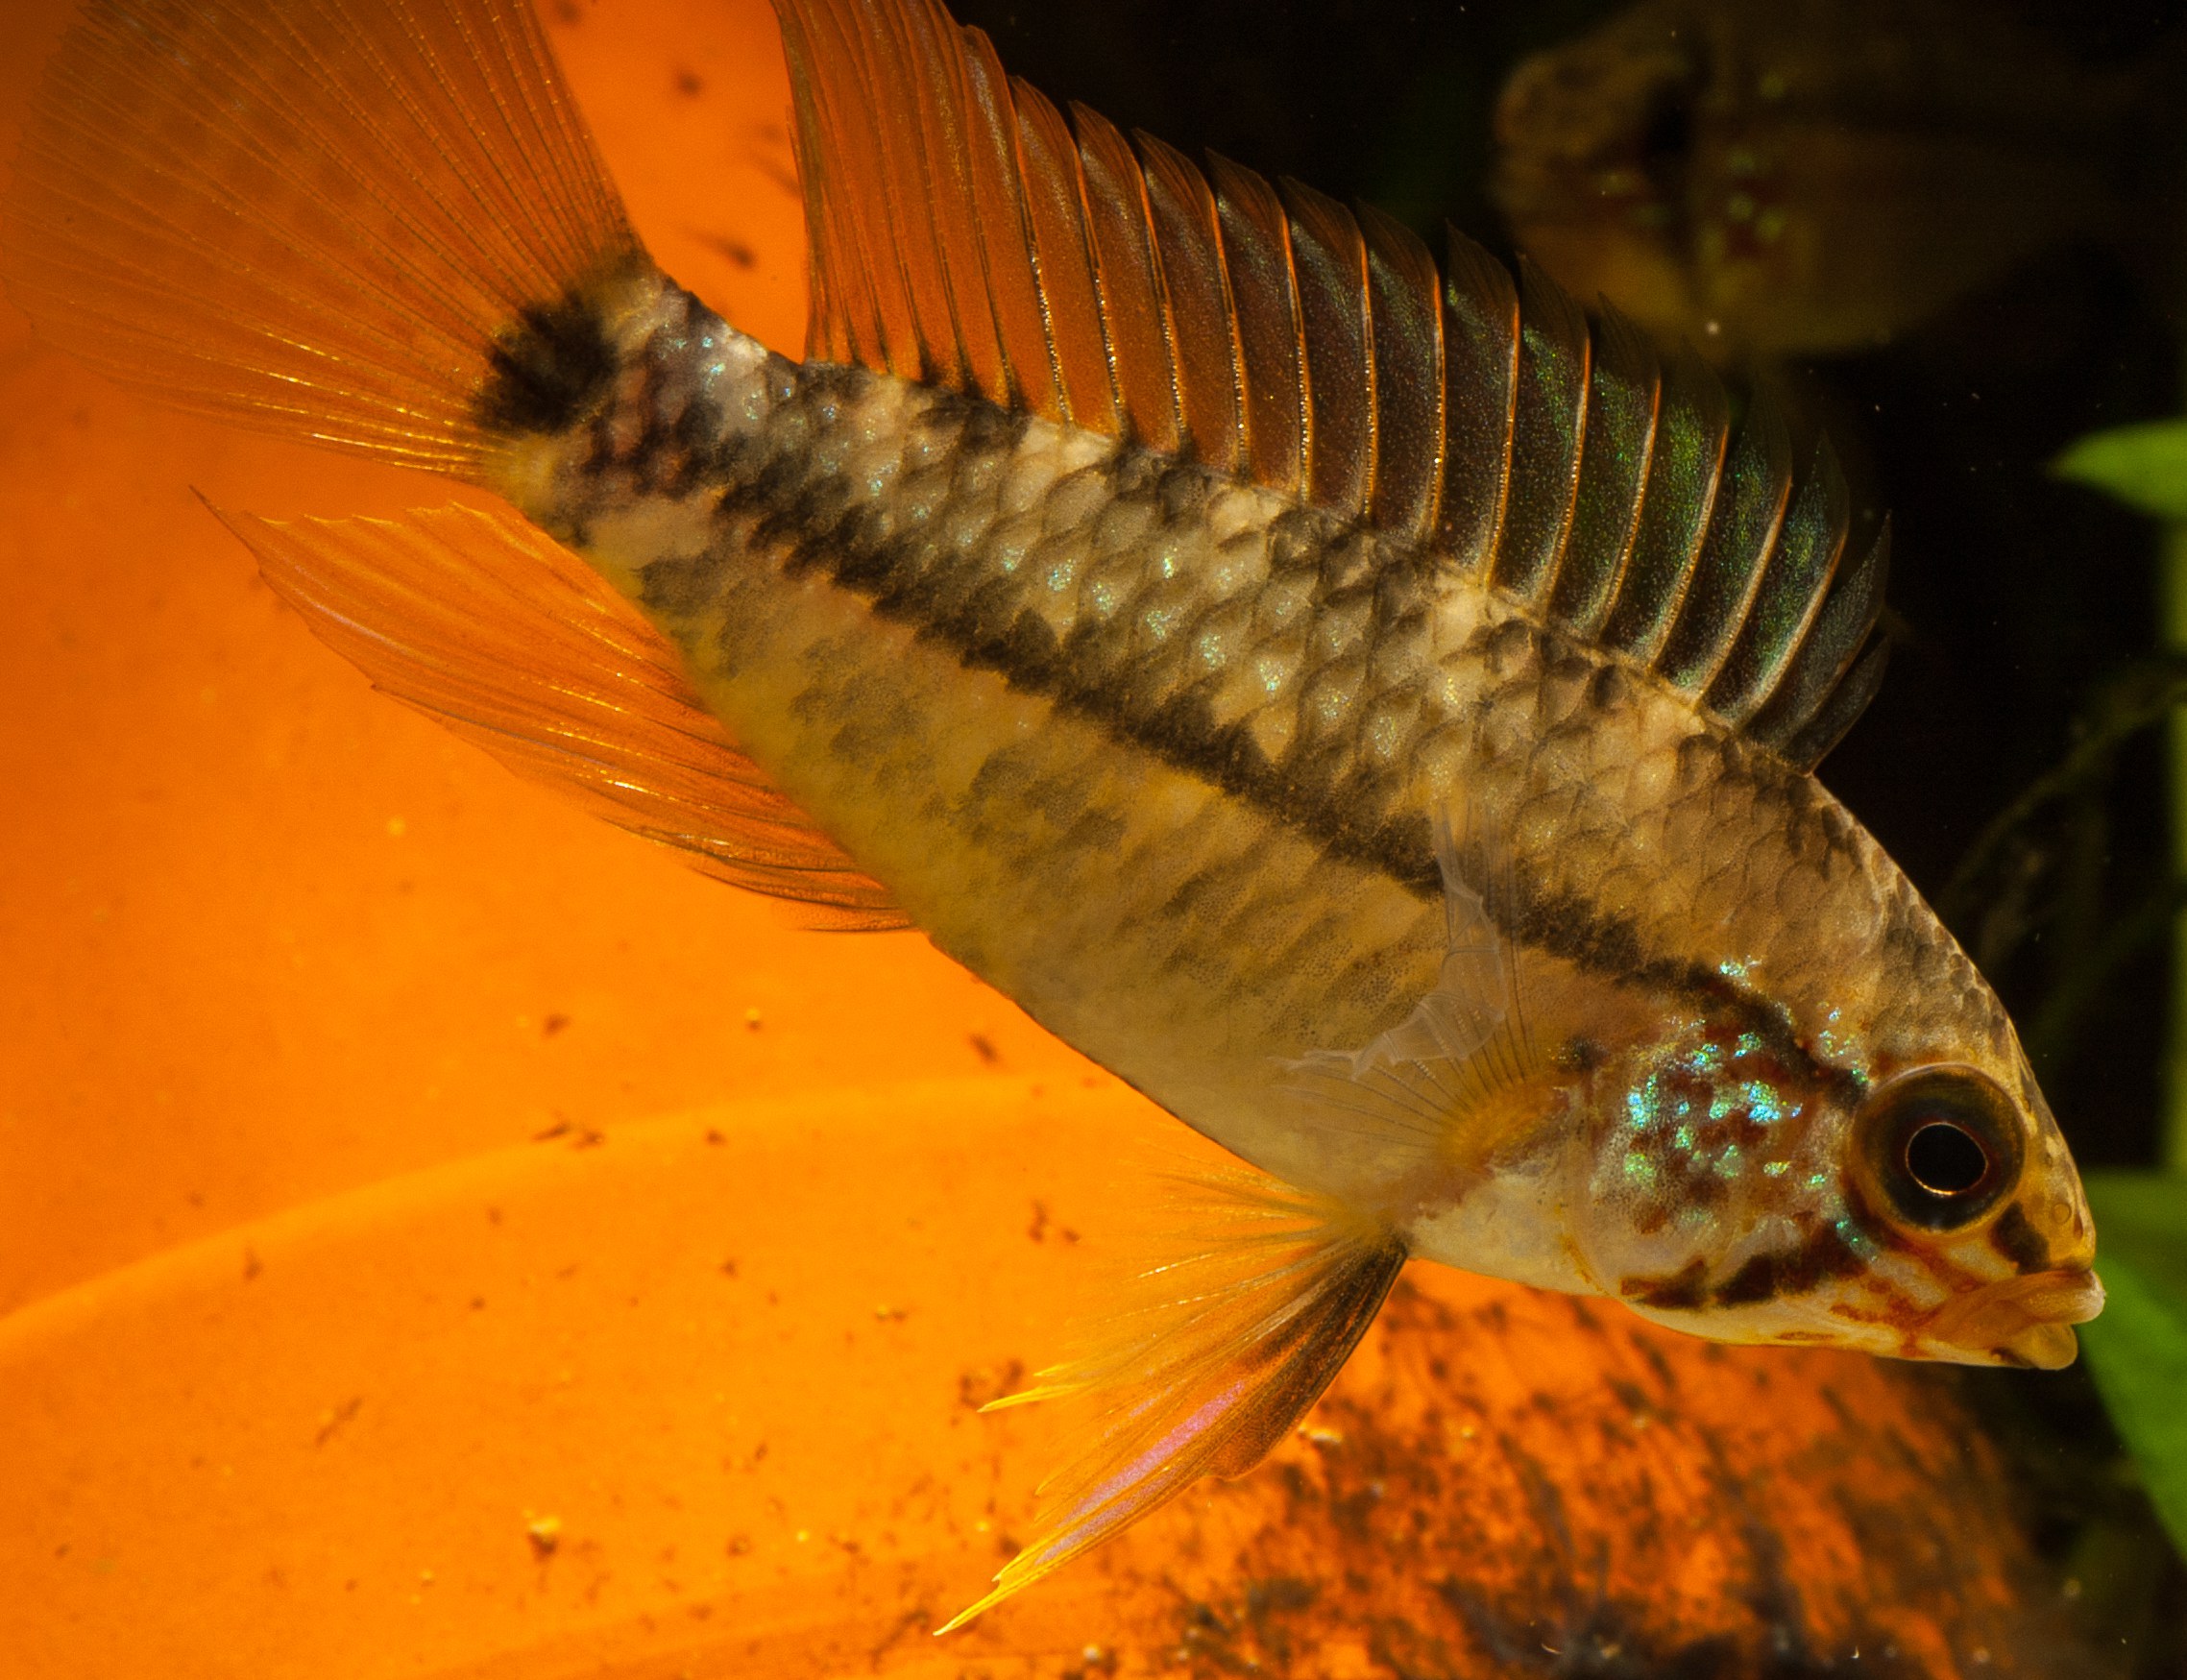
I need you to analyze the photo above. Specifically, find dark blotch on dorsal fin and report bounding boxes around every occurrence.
[771,0,1890,769]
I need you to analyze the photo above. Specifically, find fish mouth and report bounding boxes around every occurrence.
[1923,1269,2105,1370]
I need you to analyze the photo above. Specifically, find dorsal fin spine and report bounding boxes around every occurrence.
[1358,204,1446,548]
[1657,402,1794,696]
[1280,178,1374,522]
[856,1,956,381]
[958,29,1062,419]
[1596,348,1731,664]
[1785,637,1890,768]
[1136,131,1246,475]
[1494,258,1592,607]
[1006,75,1121,435]
[896,0,1006,399]
[887,0,985,388]
[783,3,890,372]
[1748,522,1891,766]
[820,1,930,379]
[1706,441,1852,726]
[1434,231,1520,573]
[1550,304,1660,640]
[1209,155,1308,499]
[1074,103,1184,453]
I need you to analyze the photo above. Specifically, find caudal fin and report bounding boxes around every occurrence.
[1,0,644,474]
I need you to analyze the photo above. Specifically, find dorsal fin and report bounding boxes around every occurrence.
[213,500,911,931]
[772,0,1889,769]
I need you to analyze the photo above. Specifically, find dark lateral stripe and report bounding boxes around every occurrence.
[628,369,1839,1081]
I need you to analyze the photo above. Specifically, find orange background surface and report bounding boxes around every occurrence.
[0,0,1096,1315]
[0,3,2080,1675]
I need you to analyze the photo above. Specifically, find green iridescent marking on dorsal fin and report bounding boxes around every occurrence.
[773,0,1890,767]
[1492,256,1592,604]
[1549,300,1660,638]
[1746,520,1894,772]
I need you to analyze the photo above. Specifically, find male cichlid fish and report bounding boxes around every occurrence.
[2,0,2102,1624]
[1493,0,2177,359]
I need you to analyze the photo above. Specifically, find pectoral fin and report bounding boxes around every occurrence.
[939,1175,1404,1632]
[1279,815,1547,1183]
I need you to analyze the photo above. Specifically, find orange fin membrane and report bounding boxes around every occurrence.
[2,0,643,473]
[940,1173,1405,1632]
[214,501,909,930]
[773,0,1889,767]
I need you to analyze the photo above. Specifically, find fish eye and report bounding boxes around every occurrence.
[1855,1069,2023,1230]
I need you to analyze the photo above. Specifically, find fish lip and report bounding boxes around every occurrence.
[1923,1268,2105,1367]
[1998,1320,2081,1371]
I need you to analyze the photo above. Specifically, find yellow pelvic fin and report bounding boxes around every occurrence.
[937,1174,1404,1633]
[3,0,644,474]
[214,500,909,930]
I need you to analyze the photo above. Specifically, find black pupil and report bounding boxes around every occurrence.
[1906,1120,1988,1196]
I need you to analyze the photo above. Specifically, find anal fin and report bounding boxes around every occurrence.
[212,500,910,931]
[940,1175,1405,1632]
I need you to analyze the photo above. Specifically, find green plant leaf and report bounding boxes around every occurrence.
[2054,422,2187,521]
[2080,1170,2187,1560]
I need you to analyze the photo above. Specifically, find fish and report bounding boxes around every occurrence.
[1493,0,2173,359]
[0,0,2102,1627]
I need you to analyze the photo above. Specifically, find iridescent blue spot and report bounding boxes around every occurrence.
[1762,1160,1790,1178]
[1834,1216,1876,1257]
[1715,1144,1744,1180]
[1743,1081,1784,1124]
